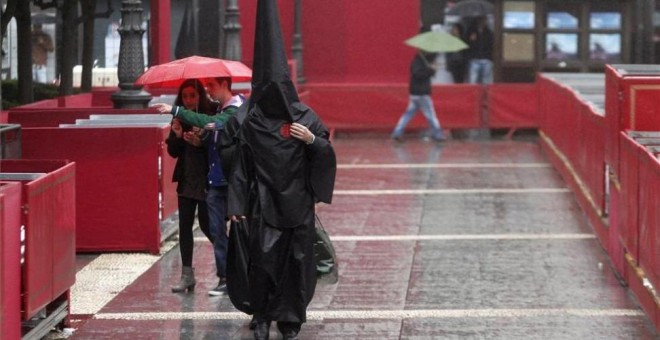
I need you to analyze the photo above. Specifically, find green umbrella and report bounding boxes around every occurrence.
[404,31,468,53]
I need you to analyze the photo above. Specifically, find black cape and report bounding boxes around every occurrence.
[225,0,336,324]
[226,102,336,322]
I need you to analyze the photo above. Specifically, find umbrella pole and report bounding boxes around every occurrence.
[418,50,432,68]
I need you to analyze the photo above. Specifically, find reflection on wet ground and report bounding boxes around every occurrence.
[69,135,658,339]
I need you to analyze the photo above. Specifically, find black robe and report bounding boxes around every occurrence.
[227,102,335,323]
[225,0,336,325]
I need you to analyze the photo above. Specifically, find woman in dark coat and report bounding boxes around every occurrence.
[166,79,215,293]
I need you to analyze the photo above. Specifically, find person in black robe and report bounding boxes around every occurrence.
[226,1,336,339]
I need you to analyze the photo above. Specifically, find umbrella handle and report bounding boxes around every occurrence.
[418,50,432,68]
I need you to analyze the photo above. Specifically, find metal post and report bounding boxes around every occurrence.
[223,0,242,61]
[633,0,644,64]
[292,0,305,83]
[112,0,152,109]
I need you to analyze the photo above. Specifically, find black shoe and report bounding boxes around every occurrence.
[208,277,227,296]
[277,321,301,340]
[254,321,270,340]
[282,330,299,340]
[391,135,403,142]
[249,315,257,330]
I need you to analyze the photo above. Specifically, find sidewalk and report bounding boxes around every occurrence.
[66,134,658,339]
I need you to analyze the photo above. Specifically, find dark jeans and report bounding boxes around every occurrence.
[178,196,210,267]
[207,186,228,278]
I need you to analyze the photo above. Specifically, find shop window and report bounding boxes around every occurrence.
[503,33,534,61]
[547,11,579,29]
[590,12,621,30]
[545,33,578,60]
[503,2,535,29]
[589,33,621,62]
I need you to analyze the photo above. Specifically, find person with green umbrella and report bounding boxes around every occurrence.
[390,47,445,142]
[392,28,466,142]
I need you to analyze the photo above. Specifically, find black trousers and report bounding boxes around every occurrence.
[178,196,211,267]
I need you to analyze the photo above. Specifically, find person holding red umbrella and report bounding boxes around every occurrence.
[166,79,216,293]
[154,77,245,297]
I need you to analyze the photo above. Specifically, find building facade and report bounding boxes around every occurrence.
[2,0,660,85]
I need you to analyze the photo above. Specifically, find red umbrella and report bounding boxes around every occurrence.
[135,55,252,88]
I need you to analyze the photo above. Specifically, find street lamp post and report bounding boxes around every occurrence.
[291,0,305,84]
[223,0,242,61]
[112,0,151,109]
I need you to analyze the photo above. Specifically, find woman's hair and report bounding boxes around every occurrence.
[174,79,213,114]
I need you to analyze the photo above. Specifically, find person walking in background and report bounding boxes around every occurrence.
[154,77,244,297]
[390,50,446,142]
[166,79,216,293]
[445,23,468,84]
[31,24,54,83]
[466,16,493,84]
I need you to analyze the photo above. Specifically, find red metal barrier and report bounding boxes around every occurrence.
[0,181,22,340]
[541,69,660,331]
[20,127,175,254]
[605,66,624,179]
[487,83,539,128]
[435,84,483,129]
[620,134,660,330]
[619,134,642,262]
[537,74,608,244]
[608,179,626,277]
[637,146,659,291]
[537,75,576,157]
[302,83,483,131]
[581,103,606,214]
[0,160,76,320]
[605,65,660,180]
[7,108,159,128]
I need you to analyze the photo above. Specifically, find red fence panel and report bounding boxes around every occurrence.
[605,66,624,179]
[0,182,22,340]
[537,75,576,156]
[25,164,76,317]
[7,108,159,128]
[20,127,172,253]
[0,160,76,320]
[619,134,642,262]
[582,104,606,213]
[435,84,483,129]
[303,83,482,131]
[637,147,659,291]
[487,83,539,128]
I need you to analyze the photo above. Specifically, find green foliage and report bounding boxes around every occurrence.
[1,80,79,109]
[1,80,20,109]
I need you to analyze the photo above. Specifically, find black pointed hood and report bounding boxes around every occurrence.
[250,0,300,122]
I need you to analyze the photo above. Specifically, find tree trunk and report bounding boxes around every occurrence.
[59,0,78,96]
[15,0,33,103]
[80,1,97,92]
[0,0,19,109]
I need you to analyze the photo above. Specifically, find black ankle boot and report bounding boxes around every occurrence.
[249,315,258,330]
[254,321,270,340]
[277,321,301,340]
[282,329,299,340]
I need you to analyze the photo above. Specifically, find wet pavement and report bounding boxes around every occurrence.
[67,133,659,339]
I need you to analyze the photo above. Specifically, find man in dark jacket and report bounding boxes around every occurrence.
[466,16,494,84]
[390,50,445,142]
